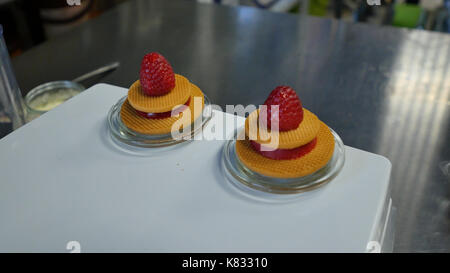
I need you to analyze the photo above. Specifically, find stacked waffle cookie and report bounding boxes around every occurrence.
[236,86,335,179]
[120,52,205,135]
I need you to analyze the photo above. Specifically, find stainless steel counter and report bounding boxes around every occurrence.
[10,0,450,252]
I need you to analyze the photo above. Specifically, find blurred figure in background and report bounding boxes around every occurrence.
[0,0,127,55]
[1,0,448,56]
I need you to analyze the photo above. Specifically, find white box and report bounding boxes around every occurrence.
[0,84,393,252]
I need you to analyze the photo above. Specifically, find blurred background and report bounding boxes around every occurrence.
[1,0,449,56]
[0,0,449,253]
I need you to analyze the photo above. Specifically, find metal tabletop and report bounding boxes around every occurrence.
[9,0,450,252]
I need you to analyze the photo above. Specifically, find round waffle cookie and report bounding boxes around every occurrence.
[236,121,335,179]
[127,74,192,113]
[120,83,205,135]
[245,108,321,149]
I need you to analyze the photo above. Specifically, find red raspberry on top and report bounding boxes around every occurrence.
[261,86,303,131]
[139,52,175,96]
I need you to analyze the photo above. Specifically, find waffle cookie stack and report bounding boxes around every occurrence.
[120,53,205,135]
[236,86,335,179]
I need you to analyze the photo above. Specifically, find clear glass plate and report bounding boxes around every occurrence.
[107,94,212,152]
[222,127,345,198]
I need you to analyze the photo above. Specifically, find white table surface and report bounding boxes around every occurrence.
[0,84,392,252]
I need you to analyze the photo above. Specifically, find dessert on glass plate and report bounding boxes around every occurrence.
[108,52,211,148]
[222,86,345,196]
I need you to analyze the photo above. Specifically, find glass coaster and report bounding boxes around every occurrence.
[107,94,212,151]
[222,127,345,199]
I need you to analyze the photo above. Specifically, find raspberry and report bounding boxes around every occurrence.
[250,138,317,160]
[135,98,190,119]
[261,86,303,131]
[139,52,175,96]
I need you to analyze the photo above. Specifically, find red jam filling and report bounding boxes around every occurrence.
[250,137,317,160]
[136,98,191,119]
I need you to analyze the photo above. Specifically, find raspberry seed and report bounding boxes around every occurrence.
[139,52,175,96]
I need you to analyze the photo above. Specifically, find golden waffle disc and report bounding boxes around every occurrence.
[127,74,192,113]
[120,83,205,135]
[245,108,321,149]
[236,121,335,179]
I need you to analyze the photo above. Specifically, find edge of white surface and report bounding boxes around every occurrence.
[355,150,391,252]
[0,83,394,252]
[2,83,122,142]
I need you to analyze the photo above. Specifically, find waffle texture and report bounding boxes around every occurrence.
[236,121,335,178]
[245,108,321,149]
[128,74,191,113]
[121,83,204,135]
